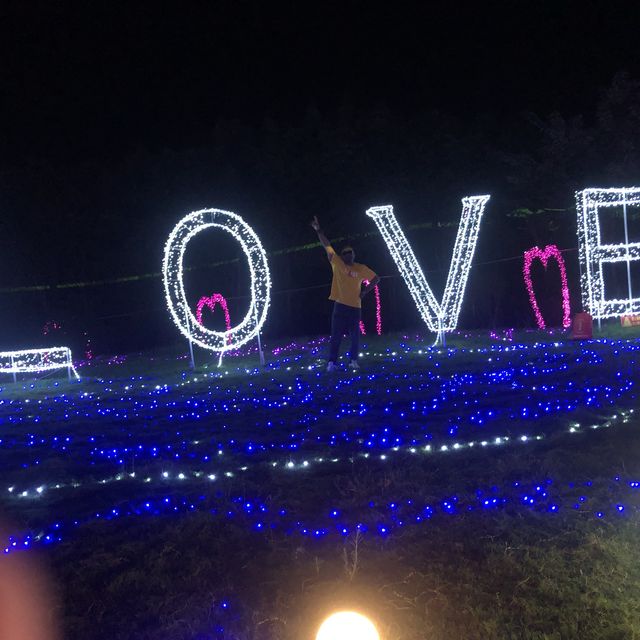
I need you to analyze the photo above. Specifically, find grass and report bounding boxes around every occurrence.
[49,426,640,640]
[2,325,640,639]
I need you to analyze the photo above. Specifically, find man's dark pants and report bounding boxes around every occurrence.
[329,302,361,363]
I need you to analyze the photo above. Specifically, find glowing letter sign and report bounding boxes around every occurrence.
[366,196,490,338]
[576,188,640,318]
[163,209,271,354]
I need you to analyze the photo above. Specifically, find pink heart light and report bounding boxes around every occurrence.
[196,293,232,337]
[523,245,571,329]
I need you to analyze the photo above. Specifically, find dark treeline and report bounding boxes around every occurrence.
[1,72,640,356]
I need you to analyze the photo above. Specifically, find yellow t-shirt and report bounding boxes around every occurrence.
[326,246,376,309]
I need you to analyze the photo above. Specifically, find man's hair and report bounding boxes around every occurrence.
[340,245,354,253]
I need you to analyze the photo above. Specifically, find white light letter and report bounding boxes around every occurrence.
[576,187,640,318]
[163,209,271,353]
[367,195,490,335]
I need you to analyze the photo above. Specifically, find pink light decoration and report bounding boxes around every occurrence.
[196,293,232,336]
[523,245,571,329]
[42,320,61,336]
[359,280,383,336]
[83,331,93,360]
[489,328,514,342]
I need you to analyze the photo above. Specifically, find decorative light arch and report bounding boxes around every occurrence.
[523,245,571,329]
[367,196,490,341]
[163,209,271,354]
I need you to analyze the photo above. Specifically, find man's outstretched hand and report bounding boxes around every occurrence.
[311,217,330,250]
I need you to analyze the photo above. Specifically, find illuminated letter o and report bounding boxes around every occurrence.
[163,209,271,352]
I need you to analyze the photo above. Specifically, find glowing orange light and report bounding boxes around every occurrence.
[316,611,380,640]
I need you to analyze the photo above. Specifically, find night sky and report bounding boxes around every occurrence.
[2,1,640,348]
[3,1,640,164]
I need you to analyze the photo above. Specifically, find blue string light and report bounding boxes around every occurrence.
[4,474,639,554]
[1,335,638,555]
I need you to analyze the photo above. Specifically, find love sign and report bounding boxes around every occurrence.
[162,187,640,354]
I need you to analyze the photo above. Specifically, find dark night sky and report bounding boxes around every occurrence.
[2,1,640,164]
[2,1,640,345]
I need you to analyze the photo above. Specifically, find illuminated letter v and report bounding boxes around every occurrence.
[366,196,490,337]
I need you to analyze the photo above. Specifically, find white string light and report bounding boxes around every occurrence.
[576,187,640,318]
[366,196,490,335]
[0,347,79,379]
[163,209,271,353]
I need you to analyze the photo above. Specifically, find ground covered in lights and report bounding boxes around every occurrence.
[2,328,640,639]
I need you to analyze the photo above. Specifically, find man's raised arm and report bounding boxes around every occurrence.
[310,216,332,255]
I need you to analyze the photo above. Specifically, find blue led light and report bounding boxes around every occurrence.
[1,335,638,555]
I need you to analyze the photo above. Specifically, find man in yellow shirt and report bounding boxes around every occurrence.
[311,216,380,372]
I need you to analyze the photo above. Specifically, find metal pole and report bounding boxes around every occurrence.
[433,320,446,348]
[256,332,265,366]
[253,303,265,366]
[622,190,633,308]
[185,311,196,370]
[10,355,16,384]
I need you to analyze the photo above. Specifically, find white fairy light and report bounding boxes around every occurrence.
[163,208,271,354]
[0,347,79,380]
[576,188,640,318]
[367,196,490,337]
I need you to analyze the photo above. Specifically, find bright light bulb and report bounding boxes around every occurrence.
[316,611,380,640]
